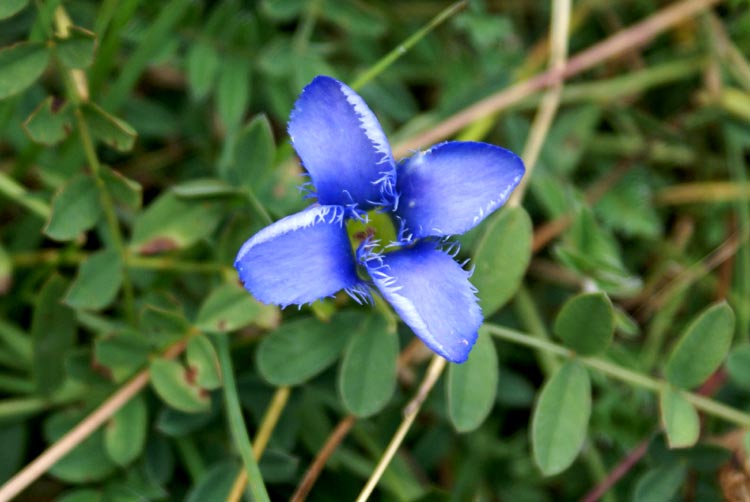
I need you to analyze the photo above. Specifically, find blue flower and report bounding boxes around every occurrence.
[235,76,524,363]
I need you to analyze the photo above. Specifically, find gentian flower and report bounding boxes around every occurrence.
[235,76,524,363]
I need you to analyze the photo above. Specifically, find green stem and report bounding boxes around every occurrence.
[174,436,207,484]
[0,172,51,219]
[349,0,467,91]
[513,287,559,374]
[483,323,750,427]
[292,0,320,53]
[213,334,270,502]
[128,256,232,274]
[74,108,137,324]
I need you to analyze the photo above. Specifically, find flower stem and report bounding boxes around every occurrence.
[53,6,136,325]
[0,340,188,502]
[356,355,447,501]
[0,172,50,219]
[349,0,467,91]
[226,386,291,502]
[213,334,270,502]
[483,323,750,427]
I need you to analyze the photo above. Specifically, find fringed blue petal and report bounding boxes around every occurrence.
[288,75,397,210]
[234,205,359,308]
[365,241,482,363]
[395,141,525,238]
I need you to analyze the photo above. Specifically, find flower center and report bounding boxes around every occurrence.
[346,210,397,256]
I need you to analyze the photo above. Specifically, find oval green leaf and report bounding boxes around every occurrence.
[44,174,102,241]
[257,313,356,386]
[185,461,239,502]
[105,394,147,466]
[447,329,499,432]
[32,274,75,396]
[553,292,614,355]
[187,38,219,100]
[186,335,222,390]
[55,26,96,69]
[216,57,250,132]
[531,360,591,476]
[726,343,750,388]
[472,206,532,316]
[633,463,686,502]
[0,0,28,19]
[195,283,264,333]
[81,102,137,152]
[0,41,50,100]
[45,410,117,483]
[150,358,210,413]
[130,192,223,254]
[338,314,398,417]
[23,96,74,146]
[665,301,735,389]
[65,248,123,311]
[659,386,699,448]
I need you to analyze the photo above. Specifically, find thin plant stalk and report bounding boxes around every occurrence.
[0,341,188,502]
[394,0,720,156]
[349,0,467,91]
[484,324,750,427]
[508,0,571,207]
[227,386,291,502]
[53,6,137,324]
[214,334,270,502]
[355,356,447,502]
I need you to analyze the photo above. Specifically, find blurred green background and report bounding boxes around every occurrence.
[0,0,749,500]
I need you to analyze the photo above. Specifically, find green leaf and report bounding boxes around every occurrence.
[726,343,750,387]
[45,410,117,483]
[130,192,223,254]
[81,102,137,152]
[32,275,76,396]
[185,461,239,502]
[659,386,699,448]
[216,57,250,132]
[222,114,275,191]
[142,301,191,347]
[0,41,50,100]
[65,248,123,311]
[531,360,591,475]
[472,206,532,315]
[665,301,735,389]
[95,331,152,382]
[0,423,26,483]
[56,489,104,502]
[556,207,642,296]
[632,463,686,502]
[0,0,28,19]
[102,166,142,211]
[447,329,499,432]
[23,96,74,146]
[595,168,660,239]
[156,406,215,437]
[187,38,219,100]
[105,394,147,466]
[186,335,222,390]
[150,358,210,413]
[44,174,102,241]
[195,283,268,333]
[257,313,357,386]
[338,314,398,417]
[55,26,97,69]
[553,292,614,355]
